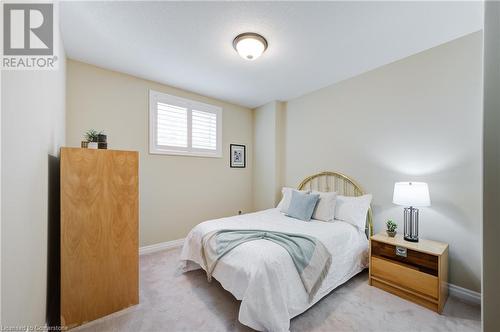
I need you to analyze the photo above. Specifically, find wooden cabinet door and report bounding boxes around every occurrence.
[61,148,138,328]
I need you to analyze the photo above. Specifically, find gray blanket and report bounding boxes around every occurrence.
[200,229,332,301]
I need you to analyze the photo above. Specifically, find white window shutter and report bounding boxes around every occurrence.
[156,102,188,148]
[192,110,217,150]
[150,90,222,157]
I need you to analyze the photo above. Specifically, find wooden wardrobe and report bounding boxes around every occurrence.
[60,148,139,329]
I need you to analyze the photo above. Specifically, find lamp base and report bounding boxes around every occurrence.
[403,206,419,243]
[404,235,419,242]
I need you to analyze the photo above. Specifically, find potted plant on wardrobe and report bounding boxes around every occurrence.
[84,129,99,149]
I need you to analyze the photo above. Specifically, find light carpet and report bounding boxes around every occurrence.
[73,248,480,332]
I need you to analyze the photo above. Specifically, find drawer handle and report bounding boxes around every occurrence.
[396,246,407,257]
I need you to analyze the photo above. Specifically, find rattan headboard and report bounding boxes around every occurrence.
[297,171,373,237]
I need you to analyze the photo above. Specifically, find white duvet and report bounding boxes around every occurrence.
[179,208,368,332]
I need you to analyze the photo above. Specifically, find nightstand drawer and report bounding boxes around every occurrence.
[371,240,438,276]
[371,256,439,299]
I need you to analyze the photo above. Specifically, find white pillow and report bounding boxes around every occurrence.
[277,187,309,213]
[334,194,372,230]
[311,191,337,222]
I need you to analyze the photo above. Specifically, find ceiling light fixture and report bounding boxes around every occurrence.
[232,32,268,61]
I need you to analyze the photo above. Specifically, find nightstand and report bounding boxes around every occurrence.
[369,233,449,313]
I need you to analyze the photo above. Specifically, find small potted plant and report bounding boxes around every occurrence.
[386,220,397,237]
[84,129,99,149]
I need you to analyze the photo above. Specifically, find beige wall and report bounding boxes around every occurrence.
[66,60,253,246]
[281,32,483,292]
[483,2,500,330]
[253,101,285,210]
[1,43,66,324]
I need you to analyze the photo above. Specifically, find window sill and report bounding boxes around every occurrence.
[149,148,222,158]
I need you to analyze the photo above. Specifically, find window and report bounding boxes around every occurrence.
[149,90,222,157]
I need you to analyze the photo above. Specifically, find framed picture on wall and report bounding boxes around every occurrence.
[230,144,246,168]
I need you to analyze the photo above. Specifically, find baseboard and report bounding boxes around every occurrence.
[139,238,185,255]
[449,283,481,305]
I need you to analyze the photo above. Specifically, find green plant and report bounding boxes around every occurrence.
[386,220,397,232]
[84,129,100,142]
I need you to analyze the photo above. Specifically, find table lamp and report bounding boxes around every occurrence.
[393,182,431,242]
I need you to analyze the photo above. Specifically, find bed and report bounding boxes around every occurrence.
[179,171,373,331]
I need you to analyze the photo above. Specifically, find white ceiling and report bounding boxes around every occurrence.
[60,1,483,108]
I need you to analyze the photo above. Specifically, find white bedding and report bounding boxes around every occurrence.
[179,208,369,332]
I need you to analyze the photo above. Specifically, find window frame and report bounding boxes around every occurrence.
[149,90,223,158]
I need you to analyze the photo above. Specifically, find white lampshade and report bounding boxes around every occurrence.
[393,182,431,207]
